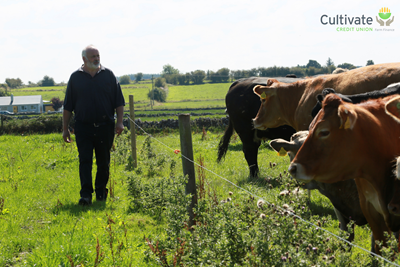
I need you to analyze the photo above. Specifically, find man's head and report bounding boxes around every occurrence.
[82,45,100,70]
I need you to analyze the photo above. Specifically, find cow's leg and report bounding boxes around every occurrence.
[243,140,261,178]
[333,208,355,242]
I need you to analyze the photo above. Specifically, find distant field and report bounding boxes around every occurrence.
[13,82,230,111]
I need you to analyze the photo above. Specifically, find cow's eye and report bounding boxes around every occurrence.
[319,130,330,138]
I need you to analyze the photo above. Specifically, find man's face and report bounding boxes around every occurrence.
[84,48,100,69]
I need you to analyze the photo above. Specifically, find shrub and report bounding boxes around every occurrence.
[148,87,168,102]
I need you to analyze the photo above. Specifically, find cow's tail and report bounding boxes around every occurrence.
[217,118,234,163]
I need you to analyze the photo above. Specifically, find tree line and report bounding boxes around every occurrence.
[118,59,375,86]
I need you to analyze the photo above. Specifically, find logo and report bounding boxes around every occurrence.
[376,7,394,26]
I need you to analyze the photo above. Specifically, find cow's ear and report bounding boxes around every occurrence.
[338,104,357,130]
[269,139,296,156]
[253,85,277,99]
[385,96,400,123]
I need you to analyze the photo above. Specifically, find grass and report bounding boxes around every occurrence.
[11,82,229,111]
[0,130,394,266]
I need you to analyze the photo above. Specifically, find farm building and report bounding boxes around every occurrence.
[0,94,44,113]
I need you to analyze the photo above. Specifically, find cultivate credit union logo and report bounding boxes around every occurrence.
[377,7,394,26]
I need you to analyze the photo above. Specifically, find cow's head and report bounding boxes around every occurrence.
[252,79,286,130]
[269,131,309,161]
[288,94,359,183]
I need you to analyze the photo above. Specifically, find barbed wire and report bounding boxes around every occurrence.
[127,116,400,266]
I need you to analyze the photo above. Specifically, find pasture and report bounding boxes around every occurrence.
[1,129,398,266]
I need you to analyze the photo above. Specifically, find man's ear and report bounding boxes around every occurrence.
[385,96,400,123]
[338,104,357,130]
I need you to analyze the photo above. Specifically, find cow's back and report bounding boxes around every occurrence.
[294,63,400,130]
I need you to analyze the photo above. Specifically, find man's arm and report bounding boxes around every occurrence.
[63,109,72,143]
[115,105,124,136]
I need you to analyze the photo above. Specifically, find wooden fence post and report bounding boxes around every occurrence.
[129,95,137,168]
[178,114,197,228]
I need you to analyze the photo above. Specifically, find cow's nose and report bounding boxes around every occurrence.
[288,163,297,178]
[388,202,400,216]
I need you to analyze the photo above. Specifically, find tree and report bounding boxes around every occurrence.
[119,75,131,85]
[154,77,166,88]
[134,72,143,83]
[326,57,334,67]
[190,70,206,84]
[306,60,322,69]
[148,88,167,102]
[337,63,356,70]
[5,78,23,88]
[366,60,375,66]
[162,64,179,76]
[40,75,55,86]
[51,97,64,111]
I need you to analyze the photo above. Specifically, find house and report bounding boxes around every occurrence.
[0,94,44,114]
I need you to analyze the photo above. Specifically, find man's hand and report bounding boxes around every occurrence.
[116,122,124,136]
[376,16,384,26]
[63,129,72,143]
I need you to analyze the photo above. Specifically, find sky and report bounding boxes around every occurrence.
[1,0,399,84]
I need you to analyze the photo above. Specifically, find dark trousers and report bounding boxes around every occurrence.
[74,121,115,199]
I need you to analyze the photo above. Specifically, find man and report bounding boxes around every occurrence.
[62,45,125,206]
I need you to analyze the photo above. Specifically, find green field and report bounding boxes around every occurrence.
[12,82,229,111]
[0,131,396,266]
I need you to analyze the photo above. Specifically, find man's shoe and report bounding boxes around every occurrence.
[96,188,108,202]
[79,197,92,206]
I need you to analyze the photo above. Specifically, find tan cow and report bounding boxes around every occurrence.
[288,94,400,253]
[252,62,400,131]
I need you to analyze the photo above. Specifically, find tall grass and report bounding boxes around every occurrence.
[1,129,396,265]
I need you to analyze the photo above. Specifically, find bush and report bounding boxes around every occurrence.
[148,87,168,102]
[119,75,131,85]
[154,77,166,88]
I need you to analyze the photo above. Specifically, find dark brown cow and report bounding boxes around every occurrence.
[252,63,400,131]
[288,94,400,253]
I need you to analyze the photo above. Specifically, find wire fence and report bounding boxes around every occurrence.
[128,115,400,266]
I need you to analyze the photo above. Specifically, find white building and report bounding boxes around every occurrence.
[0,95,44,113]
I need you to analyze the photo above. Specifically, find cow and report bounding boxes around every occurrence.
[311,82,400,117]
[287,94,400,253]
[252,62,400,132]
[217,77,300,177]
[269,131,367,243]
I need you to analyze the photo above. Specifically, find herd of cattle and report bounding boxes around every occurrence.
[217,62,400,254]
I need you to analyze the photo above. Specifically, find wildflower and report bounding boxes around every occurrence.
[269,184,273,189]
[306,248,310,255]
[260,213,266,219]
[220,200,226,204]
[269,162,272,168]
[174,149,180,154]
[322,255,328,260]
[288,256,292,263]
[282,204,289,209]
[329,255,335,260]
[272,163,277,167]
[326,237,330,242]
[326,247,332,254]
[281,256,287,262]
[226,197,232,202]
[229,191,233,196]
[313,247,318,254]
[257,199,265,208]
[318,220,321,227]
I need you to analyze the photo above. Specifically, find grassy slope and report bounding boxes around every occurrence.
[0,132,380,266]
[12,82,229,110]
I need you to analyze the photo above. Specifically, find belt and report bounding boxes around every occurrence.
[76,120,112,127]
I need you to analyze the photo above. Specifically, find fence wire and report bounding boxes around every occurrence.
[127,116,400,266]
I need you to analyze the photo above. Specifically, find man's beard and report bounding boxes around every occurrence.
[86,61,100,69]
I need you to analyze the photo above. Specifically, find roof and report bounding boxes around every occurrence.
[0,95,43,106]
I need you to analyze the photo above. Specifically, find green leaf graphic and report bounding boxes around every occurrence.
[379,12,391,20]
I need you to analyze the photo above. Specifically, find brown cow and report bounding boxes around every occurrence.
[252,62,400,131]
[288,94,400,253]
[269,131,367,244]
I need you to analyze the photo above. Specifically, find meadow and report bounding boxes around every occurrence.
[3,81,400,265]
[11,82,228,112]
[0,129,398,266]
